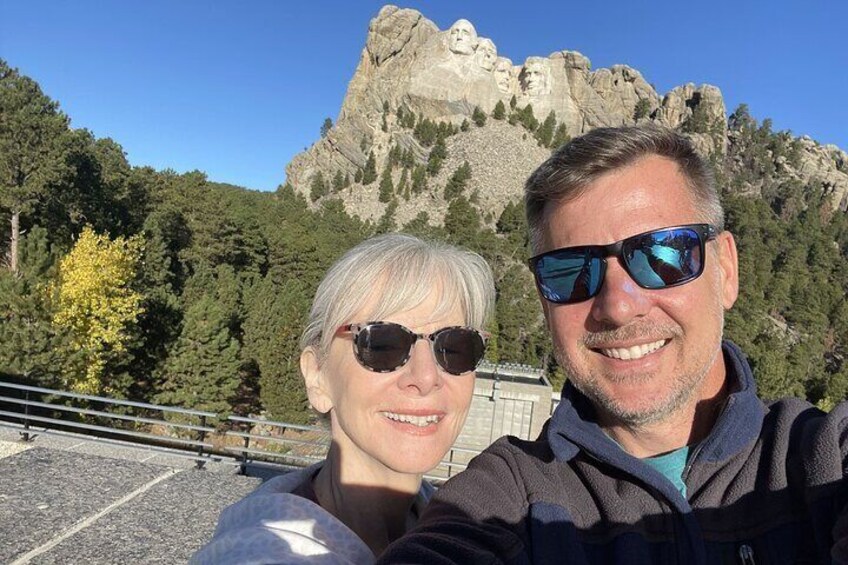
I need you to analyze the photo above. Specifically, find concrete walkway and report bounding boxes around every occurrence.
[0,427,265,564]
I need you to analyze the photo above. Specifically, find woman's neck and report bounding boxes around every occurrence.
[312,448,422,557]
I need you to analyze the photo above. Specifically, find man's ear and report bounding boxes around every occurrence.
[301,347,333,414]
[716,230,739,310]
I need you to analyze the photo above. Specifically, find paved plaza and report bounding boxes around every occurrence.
[0,427,265,564]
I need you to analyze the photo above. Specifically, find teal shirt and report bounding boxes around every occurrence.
[643,446,690,497]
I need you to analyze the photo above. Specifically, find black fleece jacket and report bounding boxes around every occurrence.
[379,341,848,564]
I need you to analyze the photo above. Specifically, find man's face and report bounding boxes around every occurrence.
[538,155,738,427]
[475,39,497,71]
[521,60,548,95]
[494,58,512,92]
[449,20,477,55]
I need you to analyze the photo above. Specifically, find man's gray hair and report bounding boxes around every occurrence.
[524,124,724,252]
[301,233,495,359]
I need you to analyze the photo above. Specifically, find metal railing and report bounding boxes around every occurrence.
[0,380,482,480]
[221,415,479,483]
[0,381,219,468]
[224,416,330,472]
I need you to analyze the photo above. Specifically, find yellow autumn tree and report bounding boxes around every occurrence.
[52,226,144,394]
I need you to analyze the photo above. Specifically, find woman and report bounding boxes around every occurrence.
[192,233,495,564]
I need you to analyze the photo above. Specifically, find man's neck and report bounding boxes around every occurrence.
[602,367,730,459]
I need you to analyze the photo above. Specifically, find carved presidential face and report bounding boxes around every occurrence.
[474,38,497,71]
[449,19,477,55]
[521,57,551,96]
[494,57,513,93]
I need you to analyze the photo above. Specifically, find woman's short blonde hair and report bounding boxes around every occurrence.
[301,233,495,360]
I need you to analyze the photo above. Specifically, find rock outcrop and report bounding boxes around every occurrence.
[787,139,848,212]
[284,5,845,222]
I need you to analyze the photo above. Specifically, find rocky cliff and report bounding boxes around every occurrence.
[284,5,847,225]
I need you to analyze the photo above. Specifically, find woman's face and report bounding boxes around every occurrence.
[303,289,476,476]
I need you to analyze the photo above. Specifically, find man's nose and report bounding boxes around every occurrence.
[589,259,652,327]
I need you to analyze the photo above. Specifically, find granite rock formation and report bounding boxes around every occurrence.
[285,5,847,223]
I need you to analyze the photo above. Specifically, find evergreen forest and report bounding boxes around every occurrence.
[2,59,848,426]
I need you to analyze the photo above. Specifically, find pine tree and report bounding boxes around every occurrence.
[427,138,447,176]
[397,167,409,200]
[0,60,72,275]
[378,162,394,203]
[157,295,241,414]
[242,276,311,423]
[411,165,427,194]
[310,171,328,201]
[633,98,651,121]
[0,226,70,387]
[332,170,345,192]
[492,100,506,120]
[509,95,517,110]
[551,123,571,151]
[495,264,542,364]
[496,201,529,250]
[397,105,416,129]
[375,199,398,234]
[320,117,333,138]
[518,104,539,132]
[414,118,438,146]
[354,169,363,183]
[128,213,184,400]
[362,151,378,185]
[402,212,432,237]
[387,144,402,168]
[444,196,481,246]
[535,111,556,147]
[443,161,472,200]
[460,119,470,132]
[401,148,415,169]
[472,106,487,127]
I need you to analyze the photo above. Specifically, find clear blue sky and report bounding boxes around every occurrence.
[2,1,846,192]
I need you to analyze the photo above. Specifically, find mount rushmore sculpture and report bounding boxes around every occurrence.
[285,5,847,219]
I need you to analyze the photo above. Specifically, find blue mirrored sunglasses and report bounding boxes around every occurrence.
[529,224,719,305]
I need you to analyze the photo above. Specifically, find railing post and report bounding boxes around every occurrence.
[195,415,207,469]
[239,433,251,476]
[20,389,33,442]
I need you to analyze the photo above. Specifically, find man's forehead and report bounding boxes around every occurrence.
[538,157,700,247]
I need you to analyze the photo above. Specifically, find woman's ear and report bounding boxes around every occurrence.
[301,347,333,414]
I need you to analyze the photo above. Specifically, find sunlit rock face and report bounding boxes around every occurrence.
[283,5,848,222]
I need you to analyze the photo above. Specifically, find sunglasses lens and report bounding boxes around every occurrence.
[355,323,415,372]
[432,327,486,375]
[534,251,603,304]
[624,227,704,289]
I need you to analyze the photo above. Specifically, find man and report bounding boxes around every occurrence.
[380,125,848,564]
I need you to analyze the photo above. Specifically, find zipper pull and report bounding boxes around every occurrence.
[738,544,756,565]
